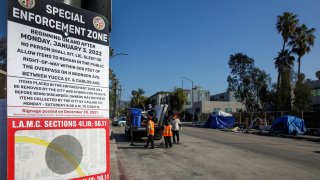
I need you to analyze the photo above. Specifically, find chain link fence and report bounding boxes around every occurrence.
[192,111,320,131]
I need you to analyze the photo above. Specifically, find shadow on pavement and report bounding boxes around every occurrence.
[117,145,147,150]
[113,133,128,142]
[114,133,146,143]
[314,151,320,154]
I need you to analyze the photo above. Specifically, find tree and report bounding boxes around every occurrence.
[293,74,311,111]
[276,12,299,52]
[265,83,278,111]
[145,98,157,109]
[251,68,271,111]
[169,88,187,113]
[0,38,7,71]
[109,69,119,118]
[227,53,271,112]
[277,67,292,111]
[275,12,298,110]
[109,47,114,57]
[130,88,147,110]
[274,49,295,94]
[0,38,7,99]
[274,49,295,110]
[316,70,320,80]
[289,24,316,77]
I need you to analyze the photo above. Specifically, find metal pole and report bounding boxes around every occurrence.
[118,85,122,116]
[182,79,184,89]
[191,81,194,123]
[111,53,128,58]
[180,77,194,123]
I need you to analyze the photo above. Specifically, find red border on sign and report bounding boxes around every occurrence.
[7,118,110,180]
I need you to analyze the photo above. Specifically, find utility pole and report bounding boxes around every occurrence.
[181,77,194,124]
[118,84,123,116]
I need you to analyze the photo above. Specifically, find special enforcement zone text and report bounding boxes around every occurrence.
[12,7,108,43]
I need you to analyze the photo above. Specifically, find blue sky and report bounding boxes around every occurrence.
[110,0,320,101]
[1,1,319,101]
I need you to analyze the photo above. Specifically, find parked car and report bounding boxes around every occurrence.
[112,117,127,127]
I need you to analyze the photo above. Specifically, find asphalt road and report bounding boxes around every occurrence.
[112,126,320,180]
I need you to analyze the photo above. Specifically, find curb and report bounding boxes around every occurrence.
[251,131,320,142]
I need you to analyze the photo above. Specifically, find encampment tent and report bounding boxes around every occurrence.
[217,110,232,117]
[269,115,306,135]
[204,115,235,129]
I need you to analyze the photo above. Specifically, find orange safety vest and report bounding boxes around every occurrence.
[162,125,173,137]
[148,120,155,135]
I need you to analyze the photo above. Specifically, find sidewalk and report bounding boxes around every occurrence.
[252,130,320,142]
[110,139,119,180]
[183,122,320,142]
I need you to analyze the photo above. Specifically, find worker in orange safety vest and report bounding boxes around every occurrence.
[162,120,173,148]
[144,113,155,149]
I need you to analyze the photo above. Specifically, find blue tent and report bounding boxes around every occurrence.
[269,115,306,135]
[204,115,235,129]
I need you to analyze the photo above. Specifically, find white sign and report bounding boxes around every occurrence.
[7,0,111,179]
[7,22,109,118]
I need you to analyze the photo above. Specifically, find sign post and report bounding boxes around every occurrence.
[7,0,110,179]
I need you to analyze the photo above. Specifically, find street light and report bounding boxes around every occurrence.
[110,53,128,58]
[110,53,128,118]
[117,84,124,116]
[181,76,194,124]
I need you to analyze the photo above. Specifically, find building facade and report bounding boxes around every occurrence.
[194,101,246,114]
[148,89,246,116]
[210,91,237,102]
[309,80,320,111]
[148,91,171,105]
[183,86,210,113]
[191,91,247,114]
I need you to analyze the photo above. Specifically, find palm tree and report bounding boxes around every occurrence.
[109,69,119,118]
[276,12,299,51]
[274,49,295,95]
[316,70,320,80]
[289,24,316,77]
[109,48,114,57]
[131,88,147,110]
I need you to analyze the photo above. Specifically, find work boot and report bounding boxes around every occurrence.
[159,142,164,147]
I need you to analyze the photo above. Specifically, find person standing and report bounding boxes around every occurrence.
[170,114,182,144]
[144,113,155,149]
[162,120,173,148]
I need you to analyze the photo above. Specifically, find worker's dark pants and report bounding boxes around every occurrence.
[172,130,179,143]
[146,135,154,148]
[164,136,172,148]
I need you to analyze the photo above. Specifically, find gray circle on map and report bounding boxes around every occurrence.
[45,135,83,175]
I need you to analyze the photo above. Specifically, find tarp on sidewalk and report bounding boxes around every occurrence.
[217,110,232,117]
[269,115,306,135]
[204,115,235,129]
